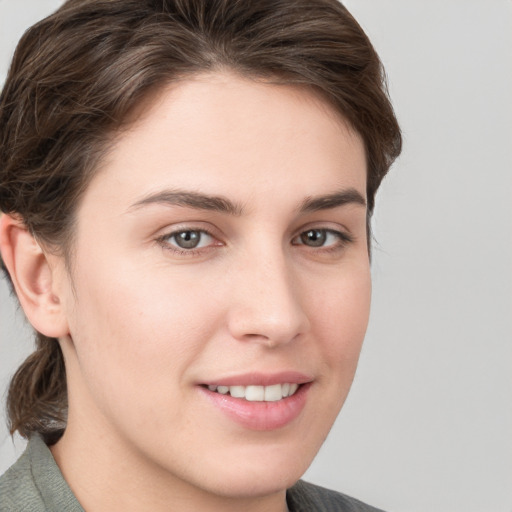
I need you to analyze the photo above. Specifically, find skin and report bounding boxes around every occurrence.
[1,72,370,512]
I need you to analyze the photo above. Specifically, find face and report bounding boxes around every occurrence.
[54,72,370,500]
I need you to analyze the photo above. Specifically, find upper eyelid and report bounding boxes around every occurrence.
[159,227,217,243]
[292,223,353,240]
[156,229,219,255]
[157,223,219,239]
[164,226,213,236]
[155,223,354,244]
[292,228,353,244]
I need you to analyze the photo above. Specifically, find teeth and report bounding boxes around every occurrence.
[264,384,282,402]
[207,383,301,401]
[229,385,245,398]
[245,385,264,401]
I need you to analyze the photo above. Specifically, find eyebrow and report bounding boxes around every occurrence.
[128,187,366,216]
[299,188,366,212]
[129,190,244,216]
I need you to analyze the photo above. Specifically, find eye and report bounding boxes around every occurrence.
[163,230,214,250]
[292,228,351,249]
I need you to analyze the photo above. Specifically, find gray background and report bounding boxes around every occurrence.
[1,1,511,511]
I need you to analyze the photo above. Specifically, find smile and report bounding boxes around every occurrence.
[206,383,300,402]
[201,381,311,430]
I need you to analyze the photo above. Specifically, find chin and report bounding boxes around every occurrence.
[190,438,319,499]
[198,462,305,499]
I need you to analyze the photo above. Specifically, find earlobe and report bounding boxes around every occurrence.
[0,214,70,338]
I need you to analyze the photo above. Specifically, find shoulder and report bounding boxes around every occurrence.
[0,436,83,512]
[287,480,387,512]
[0,442,46,512]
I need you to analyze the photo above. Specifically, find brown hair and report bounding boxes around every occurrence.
[0,0,401,443]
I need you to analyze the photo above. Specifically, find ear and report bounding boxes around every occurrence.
[0,214,70,338]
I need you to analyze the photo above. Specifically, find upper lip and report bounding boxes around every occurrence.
[201,371,313,387]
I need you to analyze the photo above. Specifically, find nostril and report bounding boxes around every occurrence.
[227,302,309,348]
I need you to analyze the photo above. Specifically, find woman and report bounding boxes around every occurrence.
[0,0,401,510]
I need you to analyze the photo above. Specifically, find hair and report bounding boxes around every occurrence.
[0,0,401,444]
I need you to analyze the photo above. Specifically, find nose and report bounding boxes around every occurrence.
[226,250,310,348]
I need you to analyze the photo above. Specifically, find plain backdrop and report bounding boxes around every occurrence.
[0,1,511,511]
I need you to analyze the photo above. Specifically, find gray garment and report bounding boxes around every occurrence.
[0,436,83,511]
[286,481,386,512]
[0,436,385,511]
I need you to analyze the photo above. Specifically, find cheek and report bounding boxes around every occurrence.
[64,262,219,408]
[312,266,371,372]
[294,266,371,452]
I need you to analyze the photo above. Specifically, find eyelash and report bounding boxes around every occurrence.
[156,228,219,257]
[291,228,354,252]
[156,227,354,257]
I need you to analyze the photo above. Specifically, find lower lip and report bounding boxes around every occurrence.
[199,383,311,431]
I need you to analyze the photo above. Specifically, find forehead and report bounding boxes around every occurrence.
[83,72,366,211]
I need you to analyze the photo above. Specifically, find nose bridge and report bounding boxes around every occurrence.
[227,242,309,346]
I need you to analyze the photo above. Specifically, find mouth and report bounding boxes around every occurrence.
[199,377,312,430]
[203,382,300,402]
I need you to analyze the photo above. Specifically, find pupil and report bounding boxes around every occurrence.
[302,229,326,247]
[176,231,200,249]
